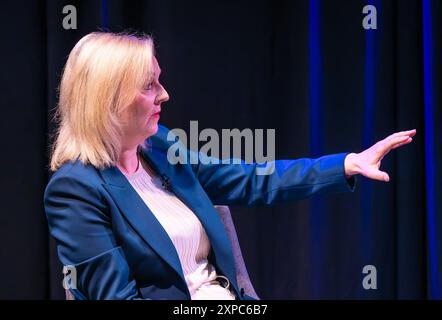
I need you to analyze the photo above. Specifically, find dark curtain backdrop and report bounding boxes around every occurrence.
[0,0,440,299]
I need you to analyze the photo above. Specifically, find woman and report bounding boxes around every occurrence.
[44,32,415,300]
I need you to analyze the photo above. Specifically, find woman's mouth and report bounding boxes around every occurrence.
[152,111,160,119]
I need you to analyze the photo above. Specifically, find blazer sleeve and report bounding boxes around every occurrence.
[190,151,356,206]
[44,173,149,300]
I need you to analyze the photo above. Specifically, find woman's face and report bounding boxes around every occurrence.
[121,56,169,148]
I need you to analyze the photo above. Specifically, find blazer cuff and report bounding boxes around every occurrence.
[338,152,356,192]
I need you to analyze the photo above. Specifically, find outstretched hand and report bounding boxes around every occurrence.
[344,129,416,182]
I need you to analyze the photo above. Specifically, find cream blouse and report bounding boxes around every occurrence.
[122,155,236,300]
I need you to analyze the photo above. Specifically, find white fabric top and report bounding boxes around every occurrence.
[122,155,236,300]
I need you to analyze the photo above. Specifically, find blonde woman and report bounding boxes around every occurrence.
[44,32,415,300]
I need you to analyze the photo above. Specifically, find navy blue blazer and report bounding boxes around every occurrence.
[44,124,355,300]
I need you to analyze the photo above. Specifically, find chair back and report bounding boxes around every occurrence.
[214,205,259,300]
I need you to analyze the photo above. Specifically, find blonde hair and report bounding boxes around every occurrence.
[49,31,155,171]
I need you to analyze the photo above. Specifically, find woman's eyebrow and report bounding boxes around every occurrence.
[149,69,161,81]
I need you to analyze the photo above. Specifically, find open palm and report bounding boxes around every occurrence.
[344,129,416,182]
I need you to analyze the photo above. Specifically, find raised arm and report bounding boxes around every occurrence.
[189,129,415,206]
[190,151,355,206]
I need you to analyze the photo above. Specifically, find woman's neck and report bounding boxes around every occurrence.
[116,146,139,175]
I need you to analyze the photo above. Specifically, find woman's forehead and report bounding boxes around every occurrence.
[152,56,161,75]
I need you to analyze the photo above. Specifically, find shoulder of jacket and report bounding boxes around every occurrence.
[46,160,102,191]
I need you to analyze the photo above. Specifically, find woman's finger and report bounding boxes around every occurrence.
[384,129,416,144]
[393,129,416,137]
[364,167,390,182]
[382,171,390,182]
[377,135,410,156]
[391,137,413,150]
[389,135,411,148]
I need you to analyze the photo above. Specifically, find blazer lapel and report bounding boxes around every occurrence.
[141,145,240,295]
[99,164,186,284]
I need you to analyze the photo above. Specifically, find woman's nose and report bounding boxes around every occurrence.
[156,85,169,104]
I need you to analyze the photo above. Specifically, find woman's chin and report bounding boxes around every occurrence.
[147,123,159,136]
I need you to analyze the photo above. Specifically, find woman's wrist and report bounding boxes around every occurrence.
[344,153,360,178]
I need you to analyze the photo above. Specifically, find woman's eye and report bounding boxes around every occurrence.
[145,82,154,90]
